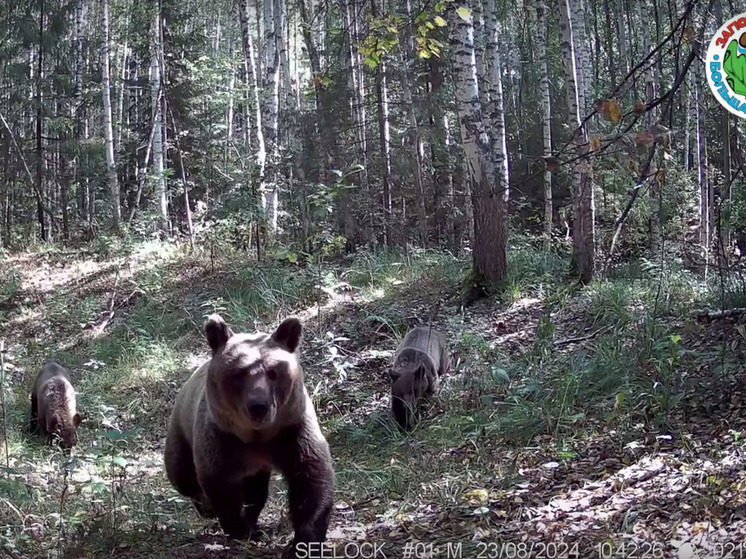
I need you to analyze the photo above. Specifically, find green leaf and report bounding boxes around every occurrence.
[418,50,432,59]
[457,7,471,22]
[434,15,447,27]
[111,456,127,468]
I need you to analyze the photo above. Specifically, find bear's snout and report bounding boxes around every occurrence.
[247,392,272,421]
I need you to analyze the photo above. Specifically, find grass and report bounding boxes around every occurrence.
[0,239,744,557]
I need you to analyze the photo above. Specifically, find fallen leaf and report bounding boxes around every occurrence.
[464,488,489,505]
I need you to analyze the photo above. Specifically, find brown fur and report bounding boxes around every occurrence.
[390,327,450,431]
[164,315,334,556]
[30,361,81,449]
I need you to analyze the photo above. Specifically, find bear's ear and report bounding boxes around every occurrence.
[205,314,234,354]
[271,317,303,353]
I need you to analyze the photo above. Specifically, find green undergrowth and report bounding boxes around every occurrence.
[0,240,742,557]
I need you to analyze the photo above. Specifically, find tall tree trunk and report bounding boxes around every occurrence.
[226,43,236,161]
[263,0,280,232]
[429,56,454,247]
[696,64,709,265]
[450,3,506,284]
[640,0,661,254]
[400,0,428,246]
[102,0,121,230]
[239,0,266,174]
[36,2,48,241]
[602,0,617,89]
[570,0,591,117]
[531,0,553,241]
[714,0,731,249]
[560,0,594,283]
[482,0,510,210]
[151,7,168,230]
[74,0,88,225]
[370,0,392,247]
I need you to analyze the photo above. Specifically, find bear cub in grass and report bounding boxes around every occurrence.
[164,315,334,555]
[389,327,449,431]
[30,361,82,449]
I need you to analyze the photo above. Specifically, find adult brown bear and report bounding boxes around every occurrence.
[164,314,334,556]
[30,360,82,449]
[389,326,449,431]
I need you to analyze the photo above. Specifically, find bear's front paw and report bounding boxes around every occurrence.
[218,517,251,540]
[192,499,217,519]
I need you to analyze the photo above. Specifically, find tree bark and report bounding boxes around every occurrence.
[102,0,121,230]
[450,3,506,284]
[560,0,595,283]
[532,0,553,241]
[400,0,428,246]
[151,6,168,231]
[371,0,393,248]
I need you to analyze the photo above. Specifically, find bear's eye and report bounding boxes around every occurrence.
[266,369,278,381]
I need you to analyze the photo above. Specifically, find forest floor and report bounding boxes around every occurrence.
[0,239,745,559]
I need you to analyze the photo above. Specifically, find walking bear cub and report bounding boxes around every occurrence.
[164,314,334,556]
[30,360,82,449]
[389,327,449,431]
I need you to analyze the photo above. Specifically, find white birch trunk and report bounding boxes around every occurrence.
[263,0,280,231]
[102,0,121,228]
[560,0,594,283]
[150,11,167,229]
[239,0,266,175]
[483,0,510,205]
[450,4,506,282]
[532,0,553,240]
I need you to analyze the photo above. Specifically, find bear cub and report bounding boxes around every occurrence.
[389,326,449,431]
[30,360,82,449]
[164,315,334,556]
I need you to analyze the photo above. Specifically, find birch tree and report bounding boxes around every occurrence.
[263,0,280,231]
[482,0,510,209]
[450,3,506,284]
[102,0,121,229]
[560,0,594,283]
[400,0,428,246]
[151,6,168,230]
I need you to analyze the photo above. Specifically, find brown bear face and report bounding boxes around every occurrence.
[204,315,304,434]
[48,411,82,449]
[390,363,430,431]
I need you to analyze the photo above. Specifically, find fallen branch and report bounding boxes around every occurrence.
[554,326,612,347]
[93,288,143,337]
[692,308,746,322]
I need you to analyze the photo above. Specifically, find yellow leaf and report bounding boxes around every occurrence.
[635,101,646,114]
[434,15,447,27]
[457,7,471,22]
[590,137,601,152]
[609,99,622,123]
[463,488,489,505]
